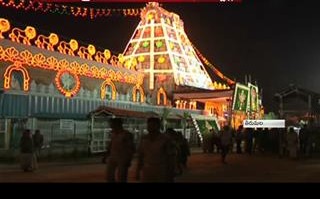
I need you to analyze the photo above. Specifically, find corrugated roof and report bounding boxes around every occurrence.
[89,106,159,119]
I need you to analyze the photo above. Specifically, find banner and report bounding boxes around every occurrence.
[248,83,259,112]
[195,119,219,137]
[232,83,249,112]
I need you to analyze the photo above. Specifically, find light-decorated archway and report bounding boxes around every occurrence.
[4,64,30,91]
[100,79,117,100]
[132,84,145,103]
[157,87,167,105]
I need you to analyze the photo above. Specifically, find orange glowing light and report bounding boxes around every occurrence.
[100,79,117,100]
[132,84,145,103]
[157,87,167,105]
[4,64,30,91]
[0,18,10,39]
[9,26,36,45]
[35,33,59,51]
[54,70,80,98]
[0,46,143,86]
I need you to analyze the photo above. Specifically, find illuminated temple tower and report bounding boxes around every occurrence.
[122,2,230,106]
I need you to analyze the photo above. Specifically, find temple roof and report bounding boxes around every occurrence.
[122,2,232,91]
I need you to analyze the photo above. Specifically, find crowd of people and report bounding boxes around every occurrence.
[18,117,319,182]
[104,117,191,183]
[18,117,191,182]
[202,122,319,160]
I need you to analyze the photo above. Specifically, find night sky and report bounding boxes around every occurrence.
[1,0,320,113]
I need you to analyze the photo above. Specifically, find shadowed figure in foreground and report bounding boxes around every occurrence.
[136,117,176,182]
[220,125,233,164]
[105,118,135,183]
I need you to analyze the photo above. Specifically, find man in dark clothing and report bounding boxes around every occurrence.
[105,118,135,183]
[236,125,243,154]
[220,125,233,164]
[32,129,44,159]
[299,124,307,155]
[179,132,191,169]
[246,128,254,155]
[136,117,176,182]
[20,129,36,172]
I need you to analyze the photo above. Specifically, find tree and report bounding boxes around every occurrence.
[264,112,278,119]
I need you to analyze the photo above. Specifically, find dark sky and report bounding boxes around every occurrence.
[1,0,320,113]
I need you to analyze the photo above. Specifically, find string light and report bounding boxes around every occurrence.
[0,0,142,19]
[191,42,235,85]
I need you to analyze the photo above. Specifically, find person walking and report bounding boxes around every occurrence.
[220,125,233,164]
[235,125,243,154]
[20,129,37,172]
[105,118,135,183]
[136,117,176,182]
[287,127,298,159]
[32,129,44,160]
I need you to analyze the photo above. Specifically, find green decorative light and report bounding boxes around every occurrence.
[174,56,180,64]
[142,41,149,48]
[156,40,163,48]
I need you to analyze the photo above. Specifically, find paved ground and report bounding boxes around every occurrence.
[1,149,320,182]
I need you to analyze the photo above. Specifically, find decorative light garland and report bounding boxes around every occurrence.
[0,0,142,19]
[157,87,167,105]
[132,84,145,103]
[191,42,235,85]
[4,63,30,91]
[0,46,144,86]
[100,79,117,100]
[0,18,128,69]
[55,69,80,97]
